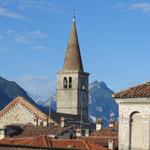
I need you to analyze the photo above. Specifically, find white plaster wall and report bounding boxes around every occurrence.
[117,98,150,150]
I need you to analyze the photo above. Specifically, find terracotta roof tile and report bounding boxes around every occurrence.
[91,125,118,137]
[6,124,70,138]
[87,142,109,150]
[51,139,89,150]
[113,82,150,99]
[0,135,51,148]
[0,136,108,150]
[81,126,118,149]
[82,137,118,150]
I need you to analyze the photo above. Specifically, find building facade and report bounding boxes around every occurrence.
[114,82,150,150]
[56,17,89,119]
[0,96,55,127]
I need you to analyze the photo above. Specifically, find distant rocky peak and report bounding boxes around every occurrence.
[90,80,113,92]
[89,80,118,126]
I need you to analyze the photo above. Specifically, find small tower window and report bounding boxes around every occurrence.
[63,77,67,88]
[69,77,72,89]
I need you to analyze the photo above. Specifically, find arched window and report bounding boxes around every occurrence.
[63,77,67,89]
[69,77,72,89]
[129,111,144,149]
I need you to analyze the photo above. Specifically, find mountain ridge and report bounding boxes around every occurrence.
[28,80,118,126]
[0,76,118,126]
[0,76,48,114]
[89,80,118,126]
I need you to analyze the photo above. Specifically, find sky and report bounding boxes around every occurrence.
[0,0,150,99]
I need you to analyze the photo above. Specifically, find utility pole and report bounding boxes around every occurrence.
[80,85,85,133]
[48,96,51,135]
[80,94,83,130]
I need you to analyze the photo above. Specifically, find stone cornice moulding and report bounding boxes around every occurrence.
[115,97,150,104]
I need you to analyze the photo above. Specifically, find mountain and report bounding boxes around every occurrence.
[89,80,118,127]
[0,76,118,127]
[28,92,56,112]
[0,76,47,113]
[29,80,118,127]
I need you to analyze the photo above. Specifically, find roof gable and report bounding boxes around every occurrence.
[0,96,48,119]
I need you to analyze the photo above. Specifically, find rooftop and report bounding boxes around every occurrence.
[5,124,72,138]
[0,135,109,150]
[113,82,150,99]
[81,125,118,149]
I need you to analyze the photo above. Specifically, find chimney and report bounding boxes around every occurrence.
[95,118,103,131]
[60,116,65,128]
[109,118,115,128]
[43,118,48,127]
[85,129,89,137]
[0,125,5,140]
[108,139,114,150]
[76,128,81,138]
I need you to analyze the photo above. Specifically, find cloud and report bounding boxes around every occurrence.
[14,30,47,44]
[0,7,26,20]
[18,0,64,14]
[18,0,51,10]
[7,30,47,50]
[30,45,46,50]
[26,31,47,39]
[17,75,52,101]
[0,34,8,53]
[15,34,33,44]
[129,2,150,13]
[117,2,150,15]
[0,0,63,15]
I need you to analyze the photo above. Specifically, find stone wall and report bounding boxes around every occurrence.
[0,102,47,126]
[56,71,89,118]
[0,103,35,126]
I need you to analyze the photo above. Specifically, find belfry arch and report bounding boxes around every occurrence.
[63,77,67,89]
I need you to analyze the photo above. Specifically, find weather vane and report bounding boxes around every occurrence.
[72,9,76,18]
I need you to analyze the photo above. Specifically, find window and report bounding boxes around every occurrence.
[69,77,72,89]
[63,77,67,88]
[129,111,144,149]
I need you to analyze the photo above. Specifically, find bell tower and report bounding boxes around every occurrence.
[56,17,89,119]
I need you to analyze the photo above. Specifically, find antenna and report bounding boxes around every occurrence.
[80,93,83,131]
[49,96,51,135]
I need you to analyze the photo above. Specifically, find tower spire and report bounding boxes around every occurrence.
[56,17,89,118]
[63,16,83,71]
